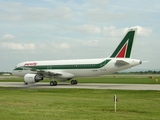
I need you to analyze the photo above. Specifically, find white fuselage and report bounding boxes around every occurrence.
[12,58,141,78]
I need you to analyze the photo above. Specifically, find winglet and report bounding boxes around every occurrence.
[110,28,137,58]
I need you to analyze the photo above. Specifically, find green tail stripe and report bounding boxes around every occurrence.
[110,30,136,58]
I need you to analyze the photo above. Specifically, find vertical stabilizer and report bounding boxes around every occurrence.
[110,29,137,58]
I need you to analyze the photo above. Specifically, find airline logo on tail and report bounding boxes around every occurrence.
[110,29,136,58]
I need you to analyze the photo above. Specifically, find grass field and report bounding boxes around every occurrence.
[0,74,160,84]
[0,88,160,120]
[0,75,160,120]
[78,74,160,84]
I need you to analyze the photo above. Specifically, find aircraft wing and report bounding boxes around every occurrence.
[22,66,74,79]
[115,60,129,67]
[22,67,61,76]
[36,70,61,76]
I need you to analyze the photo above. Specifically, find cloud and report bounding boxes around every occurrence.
[103,26,152,36]
[39,42,70,50]
[23,6,73,21]
[89,0,109,7]
[0,2,73,22]
[0,33,35,51]
[2,34,15,40]
[131,26,152,36]
[0,1,21,11]
[0,42,35,50]
[77,24,101,34]
[83,40,99,47]
[0,2,22,21]
[85,8,124,22]
[22,7,52,21]
[59,43,70,49]
[51,42,70,49]
[64,24,101,34]
[53,6,73,20]
[103,26,127,36]
[153,4,160,10]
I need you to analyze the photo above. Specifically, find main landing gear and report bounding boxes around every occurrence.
[50,76,57,86]
[71,79,78,85]
[50,81,57,86]
[50,80,78,86]
[49,76,78,86]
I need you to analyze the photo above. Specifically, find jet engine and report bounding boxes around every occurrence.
[24,74,43,83]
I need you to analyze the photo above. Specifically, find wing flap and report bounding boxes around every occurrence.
[21,65,75,79]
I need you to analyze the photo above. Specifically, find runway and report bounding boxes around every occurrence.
[0,82,160,90]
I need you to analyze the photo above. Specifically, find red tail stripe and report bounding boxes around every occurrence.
[116,43,127,58]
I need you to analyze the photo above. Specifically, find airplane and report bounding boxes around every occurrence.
[12,28,142,86]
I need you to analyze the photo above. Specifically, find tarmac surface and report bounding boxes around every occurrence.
[0,82,160,90]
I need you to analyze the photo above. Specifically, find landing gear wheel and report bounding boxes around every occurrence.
[24,82,28,85]
[71,80,78,85]
[74,80,78,84]
[50,81,57,86]
[71,80,75,85]
[53,81,57,86]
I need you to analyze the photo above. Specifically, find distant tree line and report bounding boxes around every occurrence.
[116,70,160,74]
[0,72,12,75]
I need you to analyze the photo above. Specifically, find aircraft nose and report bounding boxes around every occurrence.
[12,70,16,76]
[12,70,15,75]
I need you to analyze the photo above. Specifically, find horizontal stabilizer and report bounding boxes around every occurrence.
[115,60,129,67]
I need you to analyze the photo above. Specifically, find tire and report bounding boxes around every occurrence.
[24,82,28,85]
[50,81,54,86]
[71,80,75,85]
[50,81,57,86]
[53,81,57,86]
[74,80,78,84]
[71,80,78,85]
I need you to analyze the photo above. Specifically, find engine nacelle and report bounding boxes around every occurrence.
[24,74,43,83]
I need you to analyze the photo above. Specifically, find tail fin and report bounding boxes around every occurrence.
[110,28,137,58]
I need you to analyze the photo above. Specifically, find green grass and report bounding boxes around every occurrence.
[1,75,160,84]
[0,88,160,120]
[78,75,160,84]
[0,75,160,119]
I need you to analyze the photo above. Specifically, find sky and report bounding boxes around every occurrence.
[0,0,160,72]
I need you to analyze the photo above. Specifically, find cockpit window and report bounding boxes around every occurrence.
[14,67,23,70]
